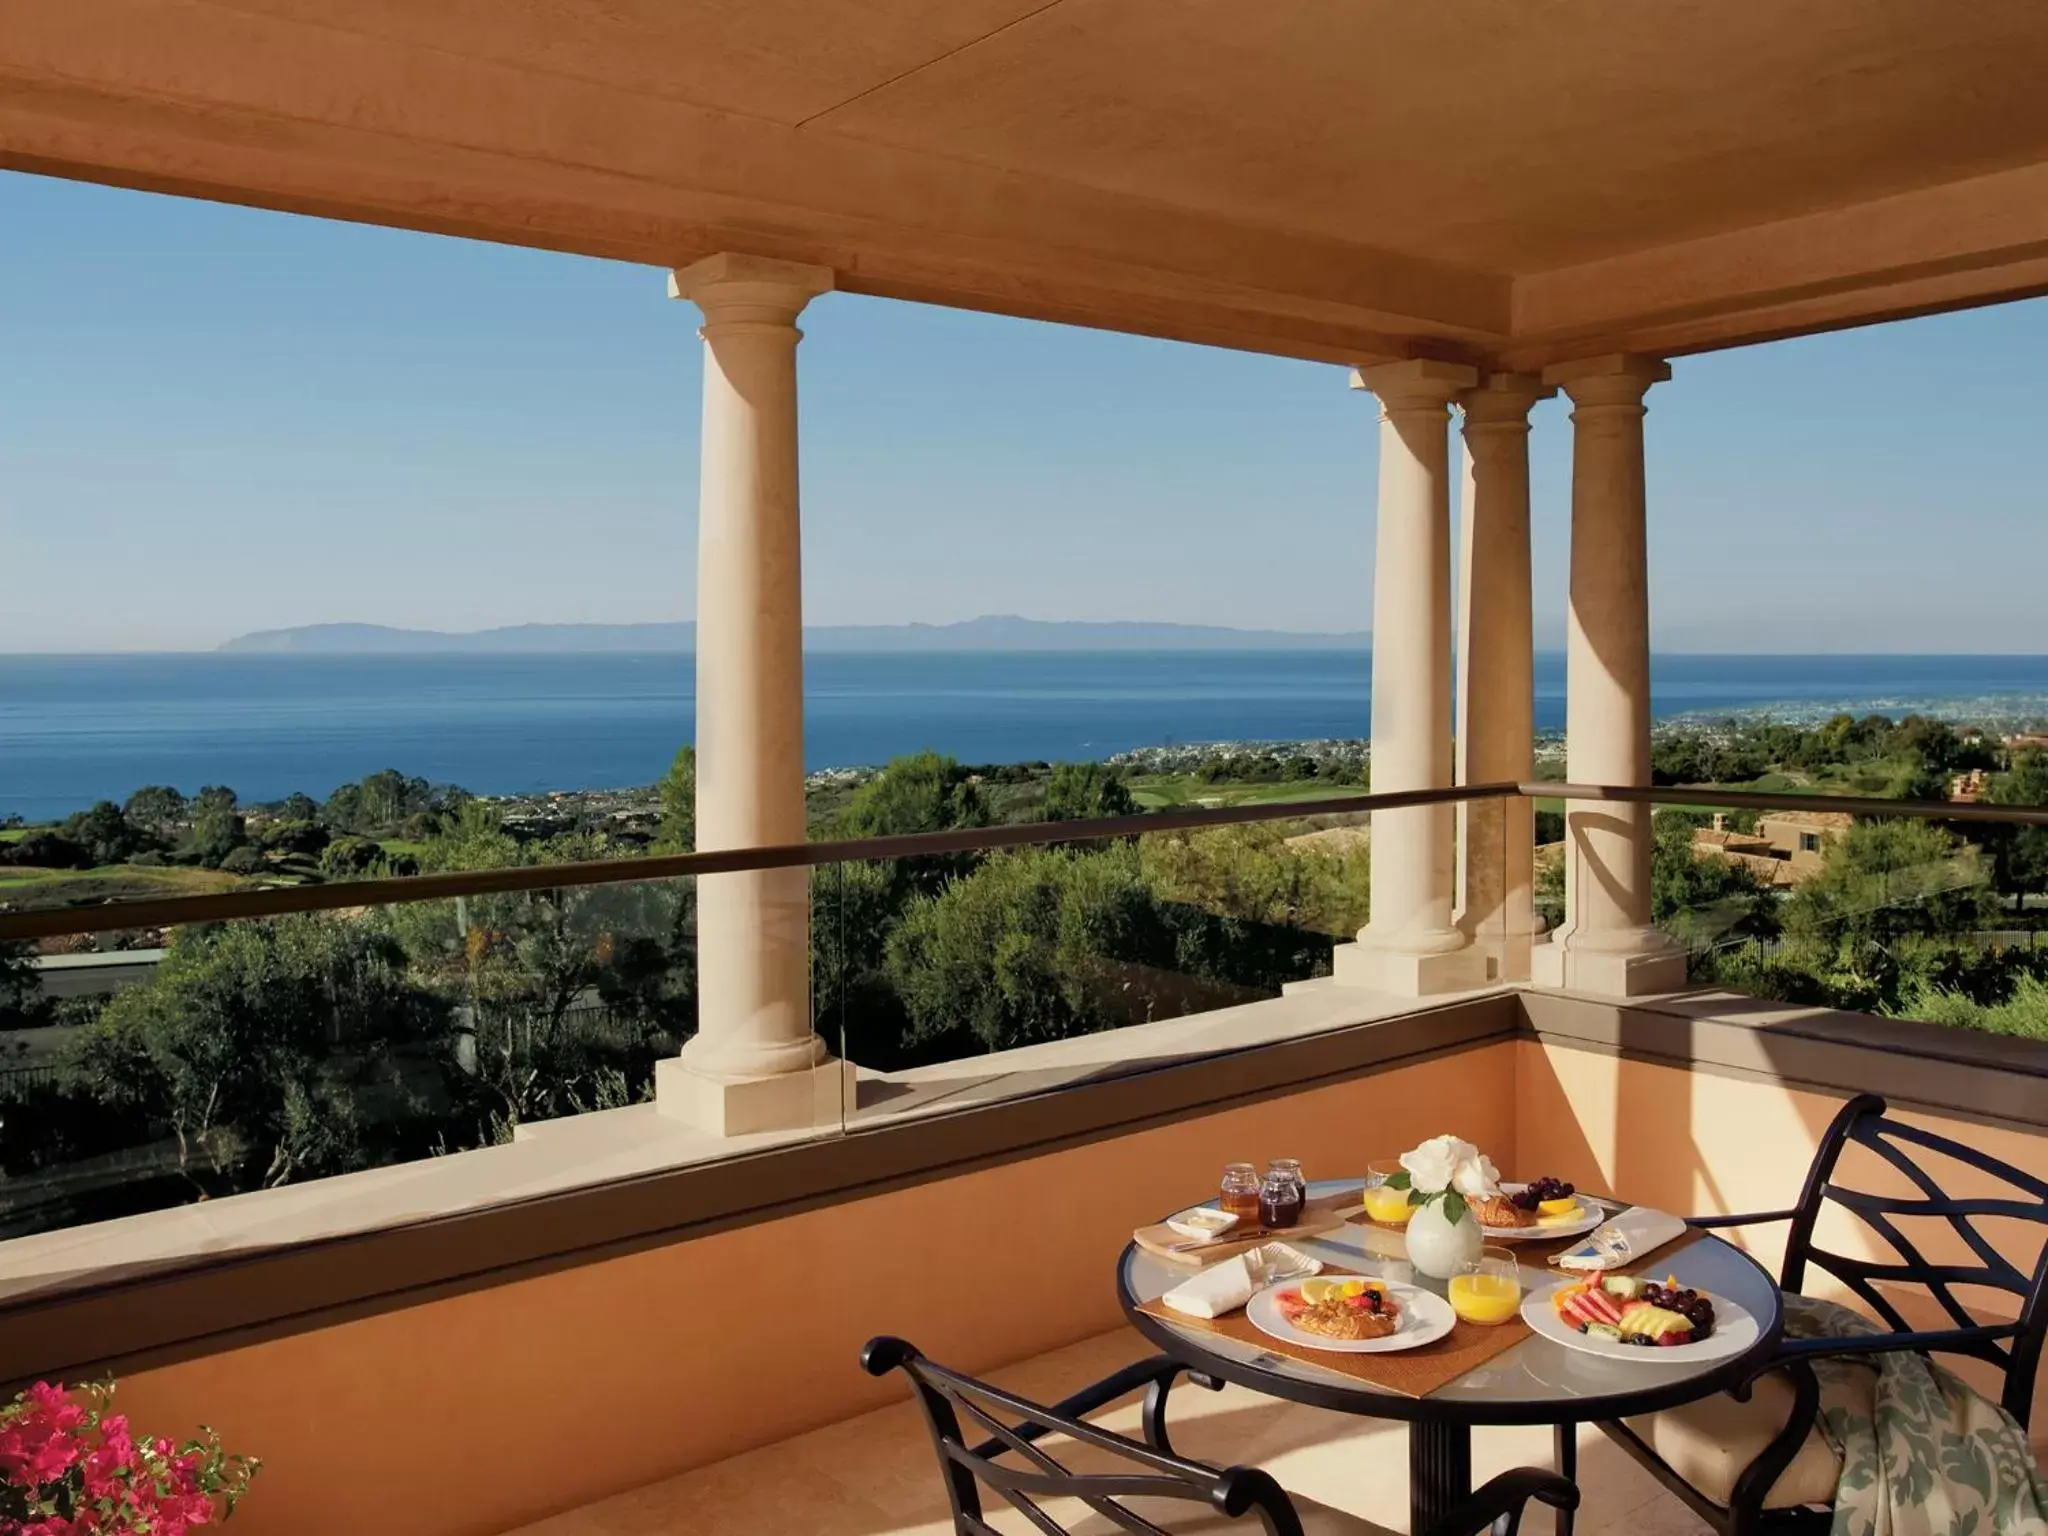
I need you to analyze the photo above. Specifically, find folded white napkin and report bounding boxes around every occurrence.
[1161,1243,1322,1318]
[1554,1207,1687,1272]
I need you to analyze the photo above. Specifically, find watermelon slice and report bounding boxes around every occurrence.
[1560,1285,1625,1329]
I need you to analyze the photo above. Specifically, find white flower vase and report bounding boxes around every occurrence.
[1405,1197,1483,1280]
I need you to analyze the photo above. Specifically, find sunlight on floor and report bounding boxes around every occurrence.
[505,1329,1707,1535]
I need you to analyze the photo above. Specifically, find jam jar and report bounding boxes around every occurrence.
[1259,1161,1305,1228]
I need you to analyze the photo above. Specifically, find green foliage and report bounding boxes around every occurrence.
[1040,761,1137,822]
[1981,750,2048,909]
[180,805,246,868]
[322,770,457,836]
[885,844,1173,1053]
[1904,971,2048,1041]
[839,751,990,838]
[1139,822,1370,936]
[654,745,696,853]
[0,830,87,870]
[72,917,441,1190]
[61,801,149,866]
[319,835,385,881]
[840,751,990,900]
[121,785,187,840]
[277,792,321,823]
[1784,818,1992,948]
[258,818,330,857]
[0,941,50,1030]
[1649,811,1777,947]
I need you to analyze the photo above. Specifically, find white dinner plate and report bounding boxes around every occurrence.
[1522,1279,1760,1364]
[1246,1279,1457,1355]
[1479,1184,1605,1242]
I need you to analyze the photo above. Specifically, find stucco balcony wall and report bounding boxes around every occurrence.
[10,986,2046,1536]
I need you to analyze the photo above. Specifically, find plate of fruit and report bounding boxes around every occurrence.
[1248,1275,1457,1354]
[1470,1179,1604,1241]
[1523,1273,1759,1362]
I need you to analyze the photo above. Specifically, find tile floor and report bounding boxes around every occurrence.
[507,1329,1710,1535]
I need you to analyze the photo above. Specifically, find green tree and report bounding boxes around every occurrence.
[277,792,321,823]
[322,781,365,832]
[259,818,331,858]
[654,745,696,853]
[1785,818,1992,949]
[1648,812,1775,950]
[319,835,386,880]
[192,785,239,817]
[122,785,187,841]
[839,751,989,838]
[0,941,50,1030]
[1139,822,1370,936]
[60,801,145,866]
[839,751,990,899]
[1983,750,2048,912]
[884,844,1170,1053]
[182,805,247,868]
[73,917,439,1191]
[1040,761,1137,822]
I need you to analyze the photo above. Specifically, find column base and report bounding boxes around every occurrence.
[1329,939,1489,997]
[1531,937,1688,998]
[654,1054,856,1137]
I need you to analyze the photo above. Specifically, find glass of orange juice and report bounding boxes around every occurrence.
[1362,1160,1414,1225]
[1448,1247,1523,1326]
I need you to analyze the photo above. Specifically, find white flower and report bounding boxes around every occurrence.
[1400,1134,1500,1198]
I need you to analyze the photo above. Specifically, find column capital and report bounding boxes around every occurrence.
[669,253,834,329]
[1542,353,1670,410]
[1350,358,1479,412]
[1459,371,1554,427]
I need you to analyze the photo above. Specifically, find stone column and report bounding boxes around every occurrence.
[1333,359,1484,995]
[1455,373,1551,981]
[1532,354,1687,996]
[657,253,849,1135]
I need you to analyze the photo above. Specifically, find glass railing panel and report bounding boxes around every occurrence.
[0,783,1531,1246]
[1644,796,2047,1040]
[0,860,878,1245]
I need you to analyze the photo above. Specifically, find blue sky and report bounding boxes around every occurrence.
[2,169,2043,654]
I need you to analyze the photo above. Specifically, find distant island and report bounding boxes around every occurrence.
[216,616,1373,654]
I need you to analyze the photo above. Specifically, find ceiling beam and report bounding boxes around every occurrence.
[1505,158,2048,369]
[0,0,1507,366]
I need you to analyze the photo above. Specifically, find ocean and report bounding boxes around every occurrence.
[6,651,2048,822]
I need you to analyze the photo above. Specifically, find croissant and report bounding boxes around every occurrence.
[1470,1192,1534,1229]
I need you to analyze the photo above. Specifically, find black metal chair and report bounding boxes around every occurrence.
[863,1335,1578,1535]
[1596,1092,2048,1535]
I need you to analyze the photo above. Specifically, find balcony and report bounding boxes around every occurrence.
[9,6,2048,1531]
[2,784,2045,1536]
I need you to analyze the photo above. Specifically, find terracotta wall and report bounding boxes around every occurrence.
[1514,1039,2048,1442]
[113,1044,1517,1536]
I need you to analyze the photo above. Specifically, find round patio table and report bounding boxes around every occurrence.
[1118,1180,1784,1534]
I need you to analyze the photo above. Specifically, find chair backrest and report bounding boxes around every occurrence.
[1781,1093,2048,1423]
[861,1336,1305,1536]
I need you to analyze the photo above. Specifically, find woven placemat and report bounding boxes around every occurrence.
[1137,1272,1530,1399]
[1136,1223,1708,1400]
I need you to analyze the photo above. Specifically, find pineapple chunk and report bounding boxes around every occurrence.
[1618,1302,1693,1342]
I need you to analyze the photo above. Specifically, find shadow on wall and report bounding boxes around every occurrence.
[1514,1030,2048,1445]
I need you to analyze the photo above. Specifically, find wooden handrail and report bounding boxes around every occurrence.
[9,776,2046,943]
[0,782,1516,941]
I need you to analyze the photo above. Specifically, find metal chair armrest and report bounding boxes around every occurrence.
[967,1354,1204,1460]
[1684,1209,1800,1229]
[1422,1466,1579,1536]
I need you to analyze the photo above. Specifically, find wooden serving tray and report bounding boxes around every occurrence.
[1131,1191,1365,1267]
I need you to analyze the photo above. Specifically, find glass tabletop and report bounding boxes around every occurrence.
[1118,1180,1785,1426]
